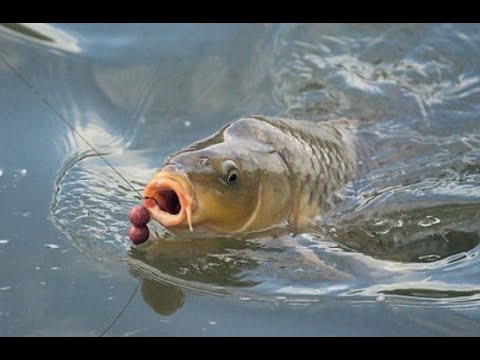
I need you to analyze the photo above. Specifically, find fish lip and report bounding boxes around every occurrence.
[142,170,194,231]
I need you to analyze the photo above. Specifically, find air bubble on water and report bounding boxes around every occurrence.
[50,267,61,271]
[208,321,216,325]
[418,216,441,227]
[44,244,60,249]
[0,239,9,244]
[376,294,385,302]
[0,169,3,177]
[16,169,27,176]
[184,120,191,127]
[40,282,46,286]
[35,266,40,270]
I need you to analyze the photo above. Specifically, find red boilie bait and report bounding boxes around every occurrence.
[128,205,150,245]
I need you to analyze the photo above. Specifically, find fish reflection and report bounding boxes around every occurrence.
[140,279,185,316]
[127,236,260,315]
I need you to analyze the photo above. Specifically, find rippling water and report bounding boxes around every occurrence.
[2,23,480,334]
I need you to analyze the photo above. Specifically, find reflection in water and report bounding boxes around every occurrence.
[6,23,479,314]
[127,237,258,316]
[140,279,185,316]
[126,233,352,315]
[129,237,260,288]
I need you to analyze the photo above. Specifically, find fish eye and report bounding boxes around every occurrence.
[227,169,238,183]
[221,160,238,184]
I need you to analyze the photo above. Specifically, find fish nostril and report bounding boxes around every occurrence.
[199,157,211,168]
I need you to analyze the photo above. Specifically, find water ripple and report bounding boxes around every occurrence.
[49,24,480,311]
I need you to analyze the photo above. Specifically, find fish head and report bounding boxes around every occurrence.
[142,140,291,236]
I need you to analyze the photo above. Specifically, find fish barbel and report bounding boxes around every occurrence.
[142,115,356,237]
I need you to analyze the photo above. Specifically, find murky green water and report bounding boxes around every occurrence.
[1,23,480,336]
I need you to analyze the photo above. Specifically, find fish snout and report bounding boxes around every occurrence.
[142,167,194,231]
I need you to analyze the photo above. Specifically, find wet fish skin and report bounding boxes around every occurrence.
[222,116,357,228]
[146,115,356,235]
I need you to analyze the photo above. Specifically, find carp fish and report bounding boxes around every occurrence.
[142,115,356,237]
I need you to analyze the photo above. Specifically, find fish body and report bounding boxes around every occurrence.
[142,116,356,237]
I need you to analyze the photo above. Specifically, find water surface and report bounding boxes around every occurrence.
[1,23,480,336]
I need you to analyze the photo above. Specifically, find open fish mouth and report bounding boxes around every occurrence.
[142,171,194,231]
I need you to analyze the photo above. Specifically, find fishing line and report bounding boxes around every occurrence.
[0,52,145,201]
[0,51,147,336]
[99,280,141,337]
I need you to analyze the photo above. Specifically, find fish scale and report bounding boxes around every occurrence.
[245,116,356,227]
